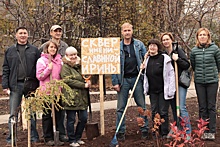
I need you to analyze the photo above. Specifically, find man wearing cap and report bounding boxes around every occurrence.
[39,25,68,142]
[39,25,68,57]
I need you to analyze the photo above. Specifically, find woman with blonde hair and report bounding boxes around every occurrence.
[190,28,220,140]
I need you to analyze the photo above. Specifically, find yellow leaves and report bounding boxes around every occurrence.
[23,79,75,117]
[152,113,165,133]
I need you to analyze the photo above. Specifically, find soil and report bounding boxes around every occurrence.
[0,86,220,147]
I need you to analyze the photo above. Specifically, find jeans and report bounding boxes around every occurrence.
[116,77,148,134]
[66,110,87,143]
[6,82,39,143]
[42,104,66,142]
[195,82,218,133]
[169,86,192,134]
[149,92,169,136]
[179,86,191,134]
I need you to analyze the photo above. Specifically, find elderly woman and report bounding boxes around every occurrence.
[190,28,220,140]
[143,39,175,138]
[60,46,91,147]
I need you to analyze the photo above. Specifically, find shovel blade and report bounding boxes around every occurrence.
[54,131,60,146]
[86,122,100,140]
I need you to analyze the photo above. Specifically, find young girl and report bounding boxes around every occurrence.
[36,40,64,146]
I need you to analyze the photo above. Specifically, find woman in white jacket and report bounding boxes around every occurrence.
[143,39,176,138]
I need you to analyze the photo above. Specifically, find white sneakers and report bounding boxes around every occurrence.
[70,142,80,147]
[69,140,85,147]
[201,133,215,140]
[77,140,85,145]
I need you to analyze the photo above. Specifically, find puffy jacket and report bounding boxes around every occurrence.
[143,54,176,100]
[36,53,62,90]
[2,43,40,90]
[111,38,147,86]
[190,43,220,84]
[60,57,88,110]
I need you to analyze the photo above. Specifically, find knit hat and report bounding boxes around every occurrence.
[65,46,78,55]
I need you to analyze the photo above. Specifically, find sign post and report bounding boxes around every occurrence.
[81,37,120,135]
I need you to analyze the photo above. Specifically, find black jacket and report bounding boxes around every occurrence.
[165,46,190,88]
[2,43,41,90]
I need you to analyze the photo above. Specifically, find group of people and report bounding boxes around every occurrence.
[112,22,220,141]
[2,25,90,147]
[2,22,220,147]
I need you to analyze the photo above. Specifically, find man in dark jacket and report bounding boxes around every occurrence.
[2,26,40,146]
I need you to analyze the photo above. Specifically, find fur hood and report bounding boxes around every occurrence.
[62,56,80,68]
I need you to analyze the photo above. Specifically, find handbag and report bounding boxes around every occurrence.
[17,51,39,94]
[179,70,191,88]
[23,77,39,93]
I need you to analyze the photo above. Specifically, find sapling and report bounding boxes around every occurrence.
[165,118,209,147]
[137,107,165,147]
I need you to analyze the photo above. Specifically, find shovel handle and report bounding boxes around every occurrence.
[174,61,180,117]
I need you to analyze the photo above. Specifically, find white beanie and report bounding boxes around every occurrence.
[65,46,77,55]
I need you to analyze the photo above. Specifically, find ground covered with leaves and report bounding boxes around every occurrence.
[0,90,220,146]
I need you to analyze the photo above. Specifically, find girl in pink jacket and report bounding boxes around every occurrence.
[36,40,64,146]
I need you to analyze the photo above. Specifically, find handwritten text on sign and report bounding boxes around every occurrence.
[81,38,120,74]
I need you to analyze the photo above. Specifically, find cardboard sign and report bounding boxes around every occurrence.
[81,38,120,74]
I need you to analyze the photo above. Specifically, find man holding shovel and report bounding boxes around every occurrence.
[111,22,149,141]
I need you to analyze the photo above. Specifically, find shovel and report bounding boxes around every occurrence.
[83,75,100,140]
[173,43,180,126]
[49,56,60,146]
[110,57,147,147]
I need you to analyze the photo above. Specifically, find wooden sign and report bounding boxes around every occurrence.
[81,38,120,75]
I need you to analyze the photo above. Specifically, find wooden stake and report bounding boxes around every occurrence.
[99,74,105,135]
[28,107,31,147]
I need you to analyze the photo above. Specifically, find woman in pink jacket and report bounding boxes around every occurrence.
[36,40,64,146]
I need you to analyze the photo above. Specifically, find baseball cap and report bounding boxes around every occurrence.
[50,25,62,32]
